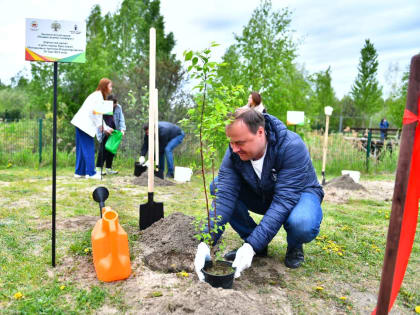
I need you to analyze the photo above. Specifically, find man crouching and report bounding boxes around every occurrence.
[195,108,324,280]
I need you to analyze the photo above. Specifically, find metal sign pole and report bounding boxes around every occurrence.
[52,61,58,267]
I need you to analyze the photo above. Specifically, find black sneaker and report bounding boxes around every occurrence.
[224,246,268,261]
[284,245,304,269]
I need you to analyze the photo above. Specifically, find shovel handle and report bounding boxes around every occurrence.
[148,27,156,193]
[155,88,159,167]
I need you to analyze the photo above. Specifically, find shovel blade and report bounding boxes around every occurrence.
[134,162,147,177]
[139,198,164,230]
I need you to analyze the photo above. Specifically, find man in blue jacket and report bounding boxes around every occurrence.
[194,109,323,280]
[139,121,185,179]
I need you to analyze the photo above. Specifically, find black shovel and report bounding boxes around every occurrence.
[139,85,163,230]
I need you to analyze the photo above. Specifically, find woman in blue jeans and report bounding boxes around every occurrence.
[71,78,114,179]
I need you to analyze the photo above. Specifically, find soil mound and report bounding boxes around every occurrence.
[324,174,366,191]
[140,212,199,272]
[133,172,175,186]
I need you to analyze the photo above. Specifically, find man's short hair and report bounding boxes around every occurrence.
[143,123,149,131]
[227,108,265,134]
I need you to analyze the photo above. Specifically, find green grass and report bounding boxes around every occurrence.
[0,167,418,313]
[307,132,399,176]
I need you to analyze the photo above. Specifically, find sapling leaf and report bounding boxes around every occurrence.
[185,51,193,61]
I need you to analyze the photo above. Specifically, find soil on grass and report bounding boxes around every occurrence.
[38,215,98,232]
[132,172,175,186]
[139,212,199,272]
[52,212,410,315]
[33,175,407,314]
[323,177,394,204]
[324,174,366,191]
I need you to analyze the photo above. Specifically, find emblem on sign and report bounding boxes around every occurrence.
[30,21,38,31]
[51,22,61,32]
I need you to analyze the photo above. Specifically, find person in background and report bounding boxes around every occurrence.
[241,91,266,113]
[96,95,126,175]
[380,118,389,141]
[139,121,185,179]
[71,78,113,179]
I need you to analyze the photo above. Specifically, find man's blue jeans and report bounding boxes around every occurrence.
[210,179,323,249]
[164,131,185,177]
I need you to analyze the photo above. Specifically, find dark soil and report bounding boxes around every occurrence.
[132,171,175,186]
[139,212,199,272]
[324,174,366,190]
[204,261,235,276]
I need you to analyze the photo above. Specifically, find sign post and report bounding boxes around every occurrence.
[322,106,333,185]
[25,18,86,267]
[286,111,305,133]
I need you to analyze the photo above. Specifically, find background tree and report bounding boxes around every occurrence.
[217,0,311,121]
[308,66,337,129]
[385,71,409,127]
[351,39,383,120]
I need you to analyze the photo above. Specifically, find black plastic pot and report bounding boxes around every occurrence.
[202,260,235,289]
[134,162,147,177]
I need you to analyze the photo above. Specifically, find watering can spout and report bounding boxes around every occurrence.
[92,186,109,218]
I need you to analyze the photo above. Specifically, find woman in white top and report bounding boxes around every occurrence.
[71,78,114,179]
[242,91,266,113]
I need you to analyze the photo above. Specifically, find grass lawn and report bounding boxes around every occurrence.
[0,166,418,314]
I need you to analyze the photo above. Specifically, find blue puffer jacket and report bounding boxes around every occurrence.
[214,114,324,252]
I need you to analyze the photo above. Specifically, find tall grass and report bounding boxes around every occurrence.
[306,132,398,176]
[0,122,398,176]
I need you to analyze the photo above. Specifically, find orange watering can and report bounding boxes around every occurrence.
[91,207,131,282]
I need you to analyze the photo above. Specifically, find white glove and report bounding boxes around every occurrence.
[232,243,255,278]
[194,242,211,282]
[139,156,145,164]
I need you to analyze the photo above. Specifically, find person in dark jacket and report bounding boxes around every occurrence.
[96,95,126,175]
[139,121,185,179]
[194,109,324,281]
[379,118,389,141]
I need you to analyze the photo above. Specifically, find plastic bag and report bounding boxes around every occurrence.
[105,130,123,154]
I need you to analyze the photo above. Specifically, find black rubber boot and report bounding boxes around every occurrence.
[224,246,268,261]
[284,245,304,269]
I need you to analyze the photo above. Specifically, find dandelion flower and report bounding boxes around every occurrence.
[13,292,23,299]
[415,305,420,314]
[340,296,347,301]
[177,271,189,278]
[315,286,324,291]
[60,285,65,290]
[84,248,90,253]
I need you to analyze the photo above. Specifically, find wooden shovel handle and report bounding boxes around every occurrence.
[148,28,156,193]
[155,88,159,167]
